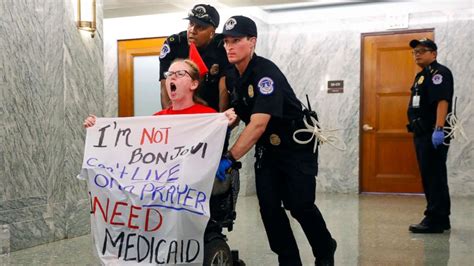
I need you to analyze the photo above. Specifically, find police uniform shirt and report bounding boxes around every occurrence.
[159,31,229,111]
[226,55,304,148]
[407,60,454,129]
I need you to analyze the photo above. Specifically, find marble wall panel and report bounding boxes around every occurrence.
[0,0,103,253]
[0,1,61,250]
[2,0,50,202]
[259,25,362,193]
[439,14,474,196]
[104,37,118,117]
[62,0,104,239]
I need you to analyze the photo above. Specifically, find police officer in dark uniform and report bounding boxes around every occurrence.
[159,4,229,111]
[217,15,336,266]
[407,38,454,233]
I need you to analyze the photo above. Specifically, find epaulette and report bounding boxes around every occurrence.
[167,31,187,45]
[429,65,440,75]
[167,34,180,44]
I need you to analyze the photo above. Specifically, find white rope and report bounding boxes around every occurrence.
[293,115,347,152]
[443,112,467,146]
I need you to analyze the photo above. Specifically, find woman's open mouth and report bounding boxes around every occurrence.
[170,82,177,92]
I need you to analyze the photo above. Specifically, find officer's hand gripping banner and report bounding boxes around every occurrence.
[78,114,228,265]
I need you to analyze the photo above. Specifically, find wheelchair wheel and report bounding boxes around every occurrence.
[203,238,232,266]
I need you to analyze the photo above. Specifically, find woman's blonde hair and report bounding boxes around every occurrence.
[170,58,208,106]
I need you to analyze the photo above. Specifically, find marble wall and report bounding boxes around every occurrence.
[0,0,103,253]
[258,7,473,195]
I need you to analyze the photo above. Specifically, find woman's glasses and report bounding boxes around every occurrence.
[164,70,191,79]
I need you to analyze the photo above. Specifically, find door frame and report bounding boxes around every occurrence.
[118,37,167,117]
[358,28,435,193]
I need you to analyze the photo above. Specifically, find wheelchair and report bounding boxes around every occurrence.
[203,162,245,266]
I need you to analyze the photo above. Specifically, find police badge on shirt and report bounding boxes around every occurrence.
[209,64,219,76]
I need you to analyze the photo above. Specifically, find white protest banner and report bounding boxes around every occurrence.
[78,113,228,265]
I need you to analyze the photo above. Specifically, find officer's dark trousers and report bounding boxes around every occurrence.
[255,147,332,266]
[414,135,451,224]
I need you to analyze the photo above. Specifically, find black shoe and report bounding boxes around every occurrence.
[409,223,444,233]
[441,222,451,230]
[315,238,337,266]
[441,218,451,230]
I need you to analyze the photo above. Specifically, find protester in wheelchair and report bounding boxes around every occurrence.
[84,58,243,265]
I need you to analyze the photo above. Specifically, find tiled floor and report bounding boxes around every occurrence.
[1,193,473,265]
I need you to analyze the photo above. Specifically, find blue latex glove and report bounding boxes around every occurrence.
[216,157,233,181]
[432,128,444,148]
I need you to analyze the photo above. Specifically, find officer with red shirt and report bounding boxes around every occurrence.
[159,4,229,112]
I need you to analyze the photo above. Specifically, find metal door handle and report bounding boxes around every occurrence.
[363,124,374,131]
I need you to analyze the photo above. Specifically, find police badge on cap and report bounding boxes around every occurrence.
[224,18,237,31]
[409,38,438,51]
[185,4,220,28]
[222,15,258,37]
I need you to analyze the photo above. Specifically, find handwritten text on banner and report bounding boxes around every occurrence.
[78,114,228,265]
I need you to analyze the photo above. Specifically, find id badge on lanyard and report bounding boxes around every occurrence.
[412,75,423,108]
[412,94,420,108]
[412,83,420,108]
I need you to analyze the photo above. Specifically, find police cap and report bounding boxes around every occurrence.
[409,38,438,51]
[185,4,220,28]
[222,15,258,37]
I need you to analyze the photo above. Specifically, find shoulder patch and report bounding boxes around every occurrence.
[432,74,443,85]
[160,43,170,59]
[258,77,274,95]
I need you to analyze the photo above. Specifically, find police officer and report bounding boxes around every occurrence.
[407,38,453,233]
[159,4,229,111]
[217,16,336,266]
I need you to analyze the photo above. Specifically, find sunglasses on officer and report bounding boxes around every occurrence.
[164,70,191,79]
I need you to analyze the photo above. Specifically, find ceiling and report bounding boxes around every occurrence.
[103,0,380,18]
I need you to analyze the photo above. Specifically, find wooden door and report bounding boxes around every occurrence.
[118,37,167,117]
[360,30,434,193]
